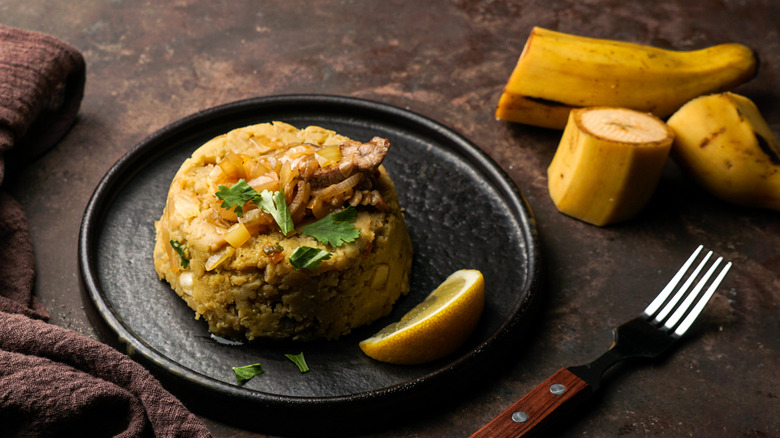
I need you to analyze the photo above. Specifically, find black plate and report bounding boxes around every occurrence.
[78,95,540,435]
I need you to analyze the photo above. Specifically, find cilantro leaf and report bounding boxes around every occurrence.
[169,240,189,268]
[215,179,260,217]
[232,363,264,383]
[301,207,360,247]
[284,352,310,373]
[289,246,332,270]
[214,181,294,235]
[258,189,294,235]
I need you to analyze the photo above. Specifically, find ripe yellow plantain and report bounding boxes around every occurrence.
[667,92,780,211]
[497,27,758,129]
[548,107,674,226]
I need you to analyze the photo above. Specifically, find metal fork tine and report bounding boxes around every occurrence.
[674,261,732,337]
[643,245,703,317]
[663,257,723,330]
[654,250,713,323]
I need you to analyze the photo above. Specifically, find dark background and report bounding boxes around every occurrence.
[2,1,778,436]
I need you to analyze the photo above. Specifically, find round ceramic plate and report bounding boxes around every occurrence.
[79,95,540,435]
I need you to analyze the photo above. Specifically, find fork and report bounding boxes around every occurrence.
[470,245,732,438]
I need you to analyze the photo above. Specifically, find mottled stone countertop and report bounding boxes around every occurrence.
[2,1,778,437]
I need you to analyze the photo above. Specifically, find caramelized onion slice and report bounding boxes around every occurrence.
[205,247,235,271]
[218,151,246,180]
[285,144,317,158]
[247,174,280,193]
[312,172,363,199]
[315,145,341,167]
[307,195,328,219]
[289,181,311,223]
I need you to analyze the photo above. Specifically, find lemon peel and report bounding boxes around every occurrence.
[359,269,485,365]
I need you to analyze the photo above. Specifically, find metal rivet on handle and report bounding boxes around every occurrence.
[511,411,528,423]
[550,383,566,395]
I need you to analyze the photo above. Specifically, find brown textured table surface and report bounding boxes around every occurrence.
[3,1,779,437]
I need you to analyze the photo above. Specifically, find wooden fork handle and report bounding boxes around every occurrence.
[469,368,593,437]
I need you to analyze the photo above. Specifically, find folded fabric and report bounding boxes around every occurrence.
[0,193,47,321]
[0,311,211,437]
[0,25,85,184]
[0,25,211,437]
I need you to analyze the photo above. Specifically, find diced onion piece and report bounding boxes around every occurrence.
[313,173,363,199]
[173,194,200,219]
[205,247,234,271]
[248,137,273,154]
[238,207,273,234]
[215,198,238,221]
[179,271,194,287]
[218,151,246,180]
[179,271,194,295]
[237,207,263,224]
[286,144,316,158]
[279,161,296,195]
[339,160,354,177]
[247,174,279,193]
[224,222,251,247]
[208,165,228,185]
[244,158,272,181]
[315,145,341,167]
[297,154,320,177]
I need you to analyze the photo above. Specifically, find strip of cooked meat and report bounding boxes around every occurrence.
[309,137,390,188]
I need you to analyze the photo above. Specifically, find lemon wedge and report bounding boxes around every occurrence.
[359,269,485,365]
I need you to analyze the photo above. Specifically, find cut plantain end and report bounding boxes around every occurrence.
[548,107,674,226]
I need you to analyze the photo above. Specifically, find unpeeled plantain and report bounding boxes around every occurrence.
[497,27,758,129]
[667,92,780,211]
[548,107,675,226]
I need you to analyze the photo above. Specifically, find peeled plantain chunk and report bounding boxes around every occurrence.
[547,107,675,226]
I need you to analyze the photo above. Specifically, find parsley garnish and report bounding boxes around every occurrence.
[301,207,360,247]
[169,240,189,268]
[215,179,260,218]
[258,189,294,235]
[284,352,310,373]
[232,363,264,383]
[289,246,332,270]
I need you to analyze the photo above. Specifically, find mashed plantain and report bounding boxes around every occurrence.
[153,121,412,341]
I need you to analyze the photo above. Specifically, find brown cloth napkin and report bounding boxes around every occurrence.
[0,25,211,437]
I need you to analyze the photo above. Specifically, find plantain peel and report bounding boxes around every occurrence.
[667,92,780,211]
[497,27,758,129]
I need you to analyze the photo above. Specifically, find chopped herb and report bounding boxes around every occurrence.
[169,240,189,268]
[289,246,332,270]
[262,244,284,255]
[258,189,294,235]
[301,207,360,247]
[232,363,264,383]
[214,181,294,234]
[215,179,260,217]
[284,352,310,373]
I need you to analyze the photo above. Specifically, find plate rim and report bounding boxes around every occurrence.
[77,93,542,430]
